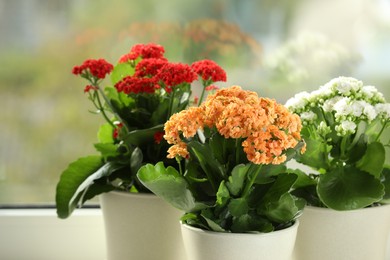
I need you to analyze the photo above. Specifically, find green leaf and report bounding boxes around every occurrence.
[297,138,330,170]
[137,162,209,212]
[356,142,385,178]
[257,173,301,223]
[287,168,317,189]
[201,213,226,232]
[123,124,164,146]
[94,143,120,158]
[150,96,170,125]
[384,146,390,168]
[130,147,143,174]
[347,134,367,163]
[110,62,134,85]
[381,168,390,204]
[262,173,297,202]
[225,164,250,196]
[216,181,230,207]
[209,132,226,163]
[187,141,226,189]
[231,214,274,233]
[254,164,286,184]
[81,182,116,203]
[228,197,249,217]
[56,156,104,218]
[97,123,114,143]
[104,86,119,101]
[263,193,301,223]
[317,167,384,210]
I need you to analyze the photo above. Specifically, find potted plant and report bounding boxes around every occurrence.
[285,76,390,260]
[55,43,227,260]
[137,85,306,260]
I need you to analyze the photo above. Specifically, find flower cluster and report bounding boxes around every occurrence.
[72,58,114,79]
[286,77,388,136]
[138,86,306,233]
[56,43,227,219]
[118,43,166,62]
[286,76,390,210]
[165,86,304,164]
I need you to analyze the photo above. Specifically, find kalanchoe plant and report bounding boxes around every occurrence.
[55,43,227,219]
[285,76,390,210]
[137,86,306,233]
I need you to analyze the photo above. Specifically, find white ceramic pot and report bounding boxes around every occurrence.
[293,205,390,260]
[181,221,299,260]
[99,191,186,260]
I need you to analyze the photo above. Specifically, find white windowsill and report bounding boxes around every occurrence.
[0,208,106,260]
[1,208,389,260]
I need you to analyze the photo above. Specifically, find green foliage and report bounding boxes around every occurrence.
[54,43,228,218]
[294,132,390,210]
[138,130,304,233]
[287,78,390,210]
[111,63,135,85]
[137,162,209,212]
[55,156,118,218]
[317,167,384,210]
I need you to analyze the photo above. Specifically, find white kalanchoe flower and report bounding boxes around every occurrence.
[286,76,388,137]
[300,111,317,124]
[363,105,377,122]
[330,77,363,96]
[285,91,311,112]
[336,120,357,136]
[322,96,343,112]
[360,85,377,99]
[359,85,386,103]
[375,103,390,119]
[350,100,365,117]
[318,121,331,136]
[333,97,353,120]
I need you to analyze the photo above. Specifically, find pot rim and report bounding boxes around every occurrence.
[180,220,299,238]
[103,190,157,199]
[304,204,390,214]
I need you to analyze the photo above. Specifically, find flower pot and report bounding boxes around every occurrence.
[293,205,390,260]
[180,221,299,260]
[99,191,186,260]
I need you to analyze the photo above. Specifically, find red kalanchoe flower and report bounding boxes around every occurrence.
[156,62,198,92]
[83,85,98,93]
[119,43,166,63]
[115,76,158,94]
[118,53,138,63]
[191,60,227,82]
[113,122,124,139]
[153,131,165,144]
[72,59,114,79]
[134,58,168,78]
[205,85,219,91]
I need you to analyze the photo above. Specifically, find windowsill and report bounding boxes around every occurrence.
[1,207,389,260]
[0,208,106,260]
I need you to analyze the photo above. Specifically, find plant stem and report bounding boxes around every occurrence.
[167,89,176,120]
[198,86,206,107]
[175,157,183,176]
[197,79,211,106]
[94,87,116,129]
[242,164,262,197]
[375,120,388,142]
[340,135,347,156]
[90,78,130,132]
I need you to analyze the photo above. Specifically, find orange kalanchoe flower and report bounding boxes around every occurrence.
[164,85,304,164]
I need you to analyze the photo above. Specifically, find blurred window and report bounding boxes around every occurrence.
[1,0,389,205]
